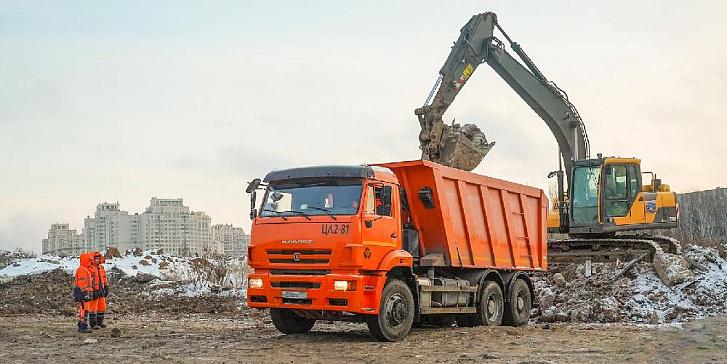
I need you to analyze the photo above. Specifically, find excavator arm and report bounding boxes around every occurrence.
[416,12,590,181]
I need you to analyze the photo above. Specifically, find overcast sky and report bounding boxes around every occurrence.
[1,1,726,253]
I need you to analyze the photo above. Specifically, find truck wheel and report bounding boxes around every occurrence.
[456,281,503,327]
[366,279,414,342]
[270,308,315,334]
[503,278,531,326]
[478,281,504,326]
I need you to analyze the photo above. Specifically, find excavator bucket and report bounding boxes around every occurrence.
[436,123,495,171]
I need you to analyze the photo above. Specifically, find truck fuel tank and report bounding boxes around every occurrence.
[417,277,471,308]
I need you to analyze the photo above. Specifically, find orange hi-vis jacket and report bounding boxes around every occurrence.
[93,252,109,296]
[74,253,94,302]
[90,255,102,299]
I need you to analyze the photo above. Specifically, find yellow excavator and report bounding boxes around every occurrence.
[416,12,680,262]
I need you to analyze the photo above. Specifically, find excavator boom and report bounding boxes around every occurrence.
[417,12,589,181]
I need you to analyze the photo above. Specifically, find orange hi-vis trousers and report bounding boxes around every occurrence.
[78,301,89,325]
[97,297,107,317]
[88,298,98,324]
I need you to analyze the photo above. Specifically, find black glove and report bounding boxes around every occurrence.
[73,287,83,302]
[104,286,109,297]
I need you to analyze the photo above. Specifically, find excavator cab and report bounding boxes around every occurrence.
[550,157,678,235]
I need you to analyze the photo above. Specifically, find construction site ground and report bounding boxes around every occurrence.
[1,311,726,363]
[2,246,726,363]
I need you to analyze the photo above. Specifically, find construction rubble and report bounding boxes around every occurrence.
[532,243,727,325]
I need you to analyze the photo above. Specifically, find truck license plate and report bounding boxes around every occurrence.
[282,291,308,299]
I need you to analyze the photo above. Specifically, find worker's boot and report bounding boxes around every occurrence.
[78,320,92,333]
[97,313,106,328]
[90,313,99,330]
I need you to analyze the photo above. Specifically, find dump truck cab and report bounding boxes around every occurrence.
[246,165,410,314]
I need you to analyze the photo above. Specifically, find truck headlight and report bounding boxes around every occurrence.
[248,278,263,289]
[333,280,349,291]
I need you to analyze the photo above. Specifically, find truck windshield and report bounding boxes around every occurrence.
[571,165,601,224]
[260,178,363,217]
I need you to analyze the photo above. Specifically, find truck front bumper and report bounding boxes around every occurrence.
[246,272,386,314]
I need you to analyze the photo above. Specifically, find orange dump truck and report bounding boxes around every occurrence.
[246,160,547,341]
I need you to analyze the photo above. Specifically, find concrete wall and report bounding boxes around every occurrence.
[666,187,727,243]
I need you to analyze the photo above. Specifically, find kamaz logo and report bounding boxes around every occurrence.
[293,252,301,261]
[282,239,313,244]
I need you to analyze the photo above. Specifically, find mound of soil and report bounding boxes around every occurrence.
[0,267,244,316]
[0,269,75,315]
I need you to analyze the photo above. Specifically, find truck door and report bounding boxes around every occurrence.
[361,182,401,255]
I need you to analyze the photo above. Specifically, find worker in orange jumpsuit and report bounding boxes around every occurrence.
[74,253,94,333]
[88,252,102,329]
[92,251,109,328]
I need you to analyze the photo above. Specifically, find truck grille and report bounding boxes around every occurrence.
[270,281,321,289]
[267,249,332,255]
[269,258,329,264]
[267,249,332,265]
[283,298,312,305]
[270,269,330,276]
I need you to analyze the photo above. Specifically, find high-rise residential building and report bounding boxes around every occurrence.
[206,238,225,256]
[42,223,85,256]
[211,224,249,257]
[141,198,211,256]
[84,202,134,252]
[45,197,240,256]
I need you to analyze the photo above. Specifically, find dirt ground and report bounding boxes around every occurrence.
[1,310,725,363]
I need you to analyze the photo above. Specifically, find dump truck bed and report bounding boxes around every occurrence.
[378,160,548,271]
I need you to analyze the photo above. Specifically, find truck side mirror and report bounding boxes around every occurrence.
[249,190,257,220]
[246,178,261,193]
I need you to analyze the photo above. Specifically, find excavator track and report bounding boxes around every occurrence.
[548,235,682,265]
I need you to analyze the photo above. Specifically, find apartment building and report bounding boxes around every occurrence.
[140,198,211,256]
[84,202,134,252]
[44,198,240,256]
[211,224,249,257]
[41,223,85,256]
